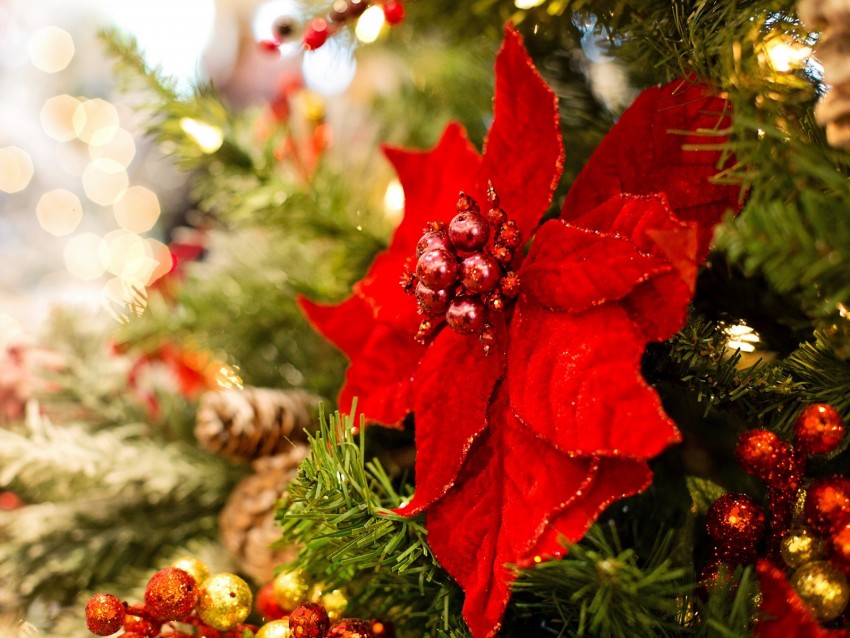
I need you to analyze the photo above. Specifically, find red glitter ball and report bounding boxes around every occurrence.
[735,429,792,482]
[256,582,288,621]
[705,493,766,559]
[85,593,126,636]
[123,612,156,636]
[795,404,845,455]
[304,18,330,50]
[831,520,850,568]
[144,567,199,621]
[805,476,850,535]
[328,618,374,638]
[289,602,330,638]
[382,1,405,25]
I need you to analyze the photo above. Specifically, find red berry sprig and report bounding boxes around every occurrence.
[403,185,521,353]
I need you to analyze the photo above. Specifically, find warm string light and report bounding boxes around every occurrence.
[762,34,812,73]
[723,322,761,353]
[180,117,224,154]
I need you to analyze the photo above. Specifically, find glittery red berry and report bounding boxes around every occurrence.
[831,520,850,568]
[460,252,501,294]
[805,476,850,535]
[256,582,287,621]
[705,493,766,560]
[328,618,375,637]
[735,429,792,482]
[416,230,452,257]
[415,281,452,314]
[449,211,490,252]
[370,619,395,638]
[796,404,845,455]
[304,18,329,50]
[144,567,199,621]
[446,297,486,335]
[382,1,405,24]
[123,612,156,636]
[500,272,520,298]
[456,192,479,214]
[289,602,331,638]
[487,207,507,227]
[85,593,126,636]
[415,249,458,290]
[496,220,522,249]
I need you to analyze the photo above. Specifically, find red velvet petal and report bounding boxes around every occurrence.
[562,78,740,260]
[520,455,652,566]
[395,318,507,516]
[521,220,671,314]
[754,561,842,638]
[425,386,595,638]
[479,26,564,240]
[508,302,680,457]
[297,293,377,362]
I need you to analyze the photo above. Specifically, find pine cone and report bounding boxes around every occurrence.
[219,445,309,584]
[195,387,320,462]
[800,0,850,148]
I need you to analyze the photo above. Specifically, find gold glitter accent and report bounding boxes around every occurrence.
[171,556,211,587]
[256,619,294,638]
[273,569,312,611]
[791,561,850,621]
[310,584,348,621]
[197,572,253,631]
[780,529,827,568]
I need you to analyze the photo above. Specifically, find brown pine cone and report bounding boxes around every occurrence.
[195,387,320,462]
[219,445,309,584]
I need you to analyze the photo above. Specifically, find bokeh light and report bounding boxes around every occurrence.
[146,238,175,283]
[515,0,545,8]
[383,178,405,222]
[302,38,357,96]
[113,186,161,233]
[179,118,224,154]
[99,229,155,279]
[41,94,82,142]
[64,233,107,280]
[0,147,34,193]
[0,314,23,352]
[101,276,148,323]
[28,26,75,73]
[73,99,120,146]
[89,128,137,168]
[36,189,84,237]
[355,6,385,43]
[82,159,129,205]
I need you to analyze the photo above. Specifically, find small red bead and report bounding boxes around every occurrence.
[795,404,845,455]
[415,249,458,291]
[805,476,850,535]
[460,252,502,294]
[85,593,126,636]
[289,602,331,638]
[449,211,490,252]
[416,230,452,257]
[382,1,405,25]
[304,18,330,50]
[456,192,479,214]
[496,220,522,249]
[705,493,766,560]
[258,40,282,54]
[735,429,792,482]
[415,281,452,314]
[500,272,520,298]
[144,567,199,621]
[446,297,486,335]
[487,207,507,227]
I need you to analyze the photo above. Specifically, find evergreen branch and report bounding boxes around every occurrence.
[0,409,242,607]
[278,408,467,637]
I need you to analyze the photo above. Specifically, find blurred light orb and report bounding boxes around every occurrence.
[41,94,82,141]
[302,38,357,96]
[179,118,224,154]
[99,229,151,279]
[82,159,128,205]
[0,147,34,193]
[515,0,545,8]
[89,128,137,168]
[113,186,161,233]
[101,276,148,323]
[0,314,23,352]
[145,238,174,283]
[383,178,404,222]
[73,99,120,146]
[355,6,385,43]
[36,189,84,236]
[28,26,75,73]
[64,233,107,280]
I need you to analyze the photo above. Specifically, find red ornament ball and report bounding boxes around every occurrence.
[328,618,374,638]
[415,281,451,315]
[449,211,490,252]
[796,404,845,455]
[705,493,766,557]
[460,252,502,294]
[123,612,156,636]
[446,297,486,335]
[256,582,288,621]
[144,566,199,621]
[416,249,458,291]
[304,18,329,50]
[805,476,850,535]
[416,230,452,257]
[85,593,126,636]
[832,520,850,568]
[289,602,330,638]
[735,429,792,482]
[382,1,405,25]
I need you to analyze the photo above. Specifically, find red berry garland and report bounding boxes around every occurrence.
[144,567,199,621]
[382,1,405,24]
[85,593,126,636]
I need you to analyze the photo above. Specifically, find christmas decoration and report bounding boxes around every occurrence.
[256,583,288,622]
[781,529,827,568]
[219,447,309,583]
[301,26,739,637]
[791,561,850,622]
[171,556,211,589]
[84,593,125,636]
[195,387,318,463]
[197,573,253,631]
[369,620,394,638]
[796,404,846,455]
[273,569,313,611]
[288,602,330,638]
[310,585,348,621]
[805,477,850,535]
[799,0,850,149]
[257,619,294,638]
[144,567,199,621]
[327,618,374,638]
[705,493,766,563]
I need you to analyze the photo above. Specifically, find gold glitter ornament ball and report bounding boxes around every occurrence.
[311,584,348,621]
[273,569,312,611]
[171,556,210,586]
[781,529,827,568]
[257,619,294,638]
[791,560,850,621]
[197,572,253,630]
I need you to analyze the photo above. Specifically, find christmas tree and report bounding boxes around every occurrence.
[4,0,850,636]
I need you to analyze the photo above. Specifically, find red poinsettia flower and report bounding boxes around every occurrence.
[300,27,740,638]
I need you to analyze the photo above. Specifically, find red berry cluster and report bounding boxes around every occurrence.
[260,1,405,54]
[403,185,521,353]
[287,602,393,638]
[701,404,848,590]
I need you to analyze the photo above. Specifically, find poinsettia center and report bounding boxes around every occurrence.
[400,183,521,354]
